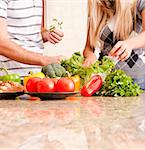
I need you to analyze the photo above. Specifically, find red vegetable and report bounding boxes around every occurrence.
[56,77,75,92]
[26,77,41,92]
[81,75,103,97]
[36,78,55,92]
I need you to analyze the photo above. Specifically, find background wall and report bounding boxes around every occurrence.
[44,0,88,58]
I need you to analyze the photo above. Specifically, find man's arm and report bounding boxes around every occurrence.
[0,18,61,66]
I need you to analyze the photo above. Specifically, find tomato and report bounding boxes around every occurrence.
[26,77,41,92]
[56,77,75,92]
[23,72,45,87]
[36,78,55,92]
[51,78,60,85]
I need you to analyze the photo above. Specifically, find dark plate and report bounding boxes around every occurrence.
[25,91,79,100]
[0,92,24,100]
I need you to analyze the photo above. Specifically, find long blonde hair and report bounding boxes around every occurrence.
[88,0,137,48]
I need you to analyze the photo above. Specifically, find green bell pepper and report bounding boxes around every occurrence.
[0,68,21,83]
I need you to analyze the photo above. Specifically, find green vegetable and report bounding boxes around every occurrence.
[0,68,21,83]
[49,18,63,32]
[41,63,66,78]
[61,52,115,86]
[96,70,143,97]
[61,52,84,75]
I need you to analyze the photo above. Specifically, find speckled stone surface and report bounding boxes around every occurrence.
[0,93,145,150]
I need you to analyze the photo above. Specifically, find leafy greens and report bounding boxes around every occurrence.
[61,52,115,86]
[96,70,143,97]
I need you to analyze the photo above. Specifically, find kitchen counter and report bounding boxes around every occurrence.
[0,93,145,150]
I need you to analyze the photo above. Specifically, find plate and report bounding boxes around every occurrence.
[25,92,79,100]
[0,92,24,100]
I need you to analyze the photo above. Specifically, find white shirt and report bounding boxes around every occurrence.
[0,0,44,77]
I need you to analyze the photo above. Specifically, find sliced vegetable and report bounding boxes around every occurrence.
[41,63,66,78]
[0,68,21,83]
[81,75,103,97]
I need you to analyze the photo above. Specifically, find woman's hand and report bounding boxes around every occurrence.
[42,29,64,44]
[83,53,97,67]
[109,40,133,61]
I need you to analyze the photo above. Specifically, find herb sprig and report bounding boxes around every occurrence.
[49,18,63,32]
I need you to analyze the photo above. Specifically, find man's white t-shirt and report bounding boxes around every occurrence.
[0,0,44,78]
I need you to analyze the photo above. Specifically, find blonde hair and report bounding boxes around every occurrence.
[88,0,137,48]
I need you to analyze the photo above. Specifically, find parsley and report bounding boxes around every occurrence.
[96,70,143,97]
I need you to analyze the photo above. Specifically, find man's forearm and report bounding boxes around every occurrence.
[0,38,46,66]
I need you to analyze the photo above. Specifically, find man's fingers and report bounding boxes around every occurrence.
[52,29,64,37]
[49,38,55,44]
[53,55,64,63]
[50,32,63,41]
[49,34,60,43]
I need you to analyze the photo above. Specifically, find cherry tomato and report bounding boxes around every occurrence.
[56,77,75,92]
[26,77,41,92]
[36,78,55,92]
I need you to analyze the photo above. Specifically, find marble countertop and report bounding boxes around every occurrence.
[1,93,145,150]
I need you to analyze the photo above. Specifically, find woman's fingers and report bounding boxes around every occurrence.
[119,50,130,61]
[109,41,123,56]
[109,41,132,62]
[114,46,126,56]
[83,60,91,67]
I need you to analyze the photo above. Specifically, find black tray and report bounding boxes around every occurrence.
[25,91,79,100]
[0,92,24,100]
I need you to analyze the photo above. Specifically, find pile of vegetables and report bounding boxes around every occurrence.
[61,52,115,86]
[61,52,143,97]
[41,63,81,92]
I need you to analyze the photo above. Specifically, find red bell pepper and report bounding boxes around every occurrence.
[81,75,103,97]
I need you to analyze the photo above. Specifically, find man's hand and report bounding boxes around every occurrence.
[42,29,64,44]
[44,55,64,64]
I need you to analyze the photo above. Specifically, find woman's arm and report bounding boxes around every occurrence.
[129,8,145,49]
[0,18,63,66]
[83,31,97,67]
[109,9,145,61]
